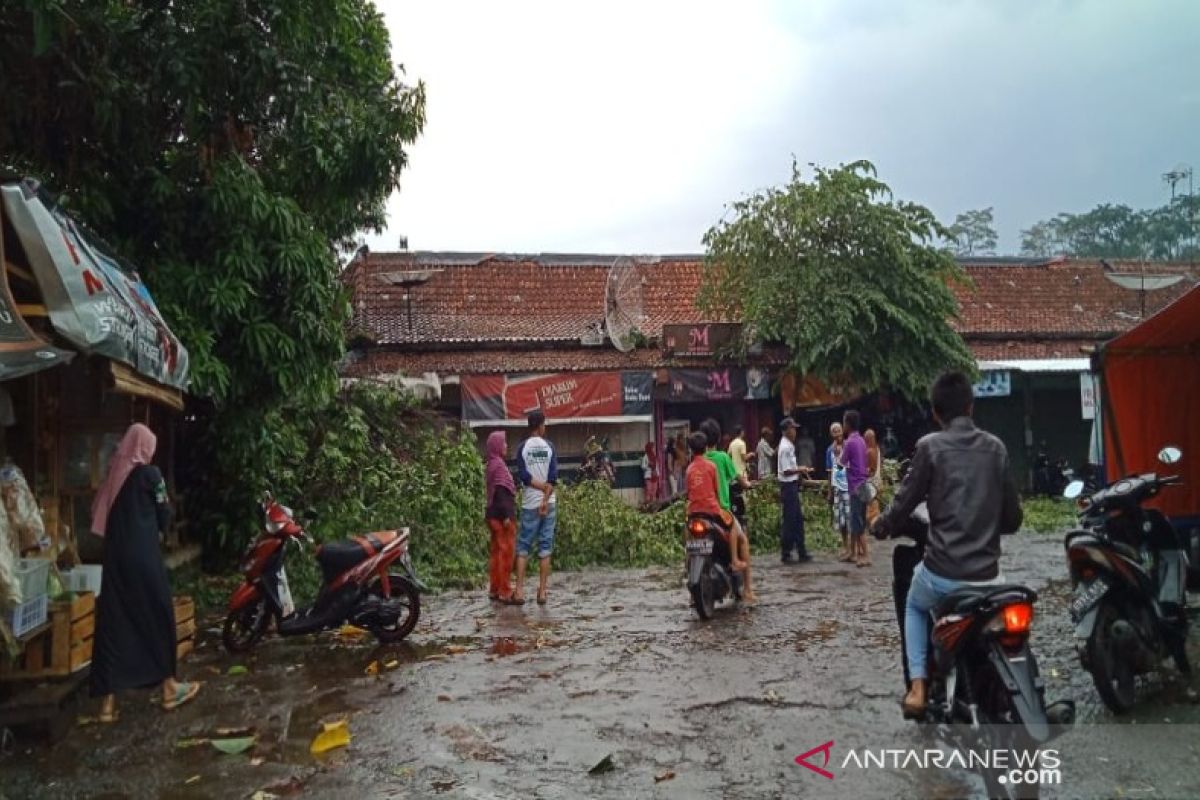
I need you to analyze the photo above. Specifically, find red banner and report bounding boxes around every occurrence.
[462,372,652,422]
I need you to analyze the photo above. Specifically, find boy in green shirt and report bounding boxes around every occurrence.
[699,419,755,604]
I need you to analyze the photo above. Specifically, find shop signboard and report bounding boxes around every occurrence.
[972,370,1011,398]
[656,368,766,402]
[463,371,653,423]
[1,181,189,389]
[662,323,743,357]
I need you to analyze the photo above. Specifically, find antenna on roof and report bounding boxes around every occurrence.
[604,256,649,353]
[398,235,409,251]
[1163,164,1193,200]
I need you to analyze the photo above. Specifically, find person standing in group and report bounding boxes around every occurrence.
[796,426,816,471]
[842,410,871,567]
[777,417,813,563]
[670,432,688,495]
[727,425,750,523]
[826,422,851,562]
[515,411,558,605]
[484,431,519,604]
[864,429,884,529]
[90,423,200,723]
[756,426,776,480]
[641,441,661,503]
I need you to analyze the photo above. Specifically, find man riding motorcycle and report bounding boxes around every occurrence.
[871,371,1023,717]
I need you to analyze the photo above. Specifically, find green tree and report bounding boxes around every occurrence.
[1021,197,1200,260]
[0,1,426,548]
[699,161,975,400]
[946,207,998,256]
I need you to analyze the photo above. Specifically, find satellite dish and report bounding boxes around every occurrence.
[604,256,647,353]
[1103,273,1185,291]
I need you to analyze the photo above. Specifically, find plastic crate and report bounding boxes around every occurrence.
[61,565,103,596]
[5,593,49,638]
[15,558,50,603]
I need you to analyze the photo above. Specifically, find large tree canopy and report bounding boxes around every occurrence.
[946,207,998,256]
[1020,197,1200,260]
[0,1,426,547]
[700,161,975,400]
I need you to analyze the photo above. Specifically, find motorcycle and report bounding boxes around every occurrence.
[879,481,1073,797]
[1062,445,1190,713]
[222,491,425,653]
[1033,449,1071,497]
[685,514,742,619]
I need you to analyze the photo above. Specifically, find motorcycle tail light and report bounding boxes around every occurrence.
[1002,602,1034,634]
[932,615,972,653]
[689,520,709,538]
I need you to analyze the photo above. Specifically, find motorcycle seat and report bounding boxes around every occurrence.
[933,584,1037,617]
[316,532,399,580]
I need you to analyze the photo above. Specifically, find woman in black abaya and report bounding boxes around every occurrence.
[90,423,200,722]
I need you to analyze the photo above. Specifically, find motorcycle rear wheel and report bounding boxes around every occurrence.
[690,565,716,620]
[367,573,421,643]
[1088,600,1137,714]
[222,598,270,654]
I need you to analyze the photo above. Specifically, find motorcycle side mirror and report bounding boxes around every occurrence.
[1063,480,1085,500]
[1158,446,1183,465]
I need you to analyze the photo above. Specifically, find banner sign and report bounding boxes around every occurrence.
[1,181,189,389]
[462,371,653,422]
[972,370,1011,398]
[1080,372,1096,420]
[662,323,743,357]
[656,368,764,402]
[780,373,861,409]
[0,220,73,380]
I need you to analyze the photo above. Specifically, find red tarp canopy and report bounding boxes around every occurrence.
[1100,284,1200,520]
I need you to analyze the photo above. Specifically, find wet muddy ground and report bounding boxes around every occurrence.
[3,533,1200,799]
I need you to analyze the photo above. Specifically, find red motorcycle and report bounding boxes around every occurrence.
[222,491,425,653]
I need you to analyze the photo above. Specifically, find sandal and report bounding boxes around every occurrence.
[536,593,547,606]
[99,709,119,724]
[500,596,524,606]
[162,681,201,711]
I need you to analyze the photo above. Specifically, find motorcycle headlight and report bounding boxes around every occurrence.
[265,520,284,534]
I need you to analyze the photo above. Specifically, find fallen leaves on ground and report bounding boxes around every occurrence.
[310,719,351,755]
[337,625,369,640]
[588,754,616,775]
[655,770,676,783]
[211,736,257,755]
[227,665,249,676]
[184,775,201,785]
[384,659,400,670]
[365,660,380,676]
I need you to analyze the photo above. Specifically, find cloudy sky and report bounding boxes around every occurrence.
[369,0,1199,255]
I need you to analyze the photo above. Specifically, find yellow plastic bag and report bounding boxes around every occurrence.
[310,719,351,755]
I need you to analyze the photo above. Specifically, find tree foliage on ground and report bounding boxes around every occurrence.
[946,207,998,256]
[699,161,976,401]
[0,1,426,549]
[1020,196,1200,260]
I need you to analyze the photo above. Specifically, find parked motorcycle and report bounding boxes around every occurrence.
[1062,446,1190,713]
[1033,449,1071,497]
[222,491,425,653]
[685,514,742,619]
[879,481,1073,797]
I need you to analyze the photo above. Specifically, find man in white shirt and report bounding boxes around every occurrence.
[515,410,558,605]
[777,417,813,563]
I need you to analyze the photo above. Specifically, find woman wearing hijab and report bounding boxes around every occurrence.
[484,431,519,604]
[641,442,660,502]
[90,423,200,722]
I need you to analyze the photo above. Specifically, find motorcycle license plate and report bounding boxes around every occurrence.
[686,539,713,556]
[1070,576,1109,621]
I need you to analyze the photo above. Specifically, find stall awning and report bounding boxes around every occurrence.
[977,358,1091,373]
[109,361,184,411]
[1,180,189,391]
[1100,285,1200,520]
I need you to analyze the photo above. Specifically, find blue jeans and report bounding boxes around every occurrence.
[904,562,968,681]
[517,505,557,559]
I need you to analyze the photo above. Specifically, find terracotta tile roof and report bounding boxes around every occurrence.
[344,252,1198,374]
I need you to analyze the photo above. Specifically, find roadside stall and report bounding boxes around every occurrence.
[1096,285,1200,546]
[0,178,190,737]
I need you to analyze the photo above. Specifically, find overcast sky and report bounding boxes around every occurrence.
[368,0,1199,256]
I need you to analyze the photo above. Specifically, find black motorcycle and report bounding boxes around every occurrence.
[880,486,1073,798]
[685,514,741,619]
[1063,445,1190,713]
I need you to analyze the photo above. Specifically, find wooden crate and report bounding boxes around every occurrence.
[0,593,94,681]
[174,595,194,662]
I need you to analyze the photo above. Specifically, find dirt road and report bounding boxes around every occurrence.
[3,533,1200,799]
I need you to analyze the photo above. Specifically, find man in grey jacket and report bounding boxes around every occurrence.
[873,371,1022,717]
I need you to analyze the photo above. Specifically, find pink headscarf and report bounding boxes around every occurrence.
[484,431,515,507]
[91,423,157,537]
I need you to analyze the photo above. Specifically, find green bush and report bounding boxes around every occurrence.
[1020,496,1079,534]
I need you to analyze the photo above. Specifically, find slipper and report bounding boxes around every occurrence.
[162,681,201,711]
[856,560,872,568]
[99,710,119,724]
[536,594,547,606]
[500,596,524,606]
[839,555,855,563]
